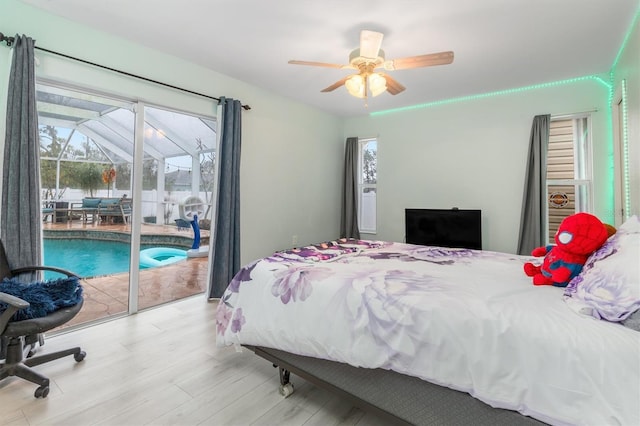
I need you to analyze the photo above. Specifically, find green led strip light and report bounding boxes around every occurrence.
[610,4,638,221]
[602,70,616,225]
[370,75,611,116]
[611,5,640,72]
[621,79,631,220]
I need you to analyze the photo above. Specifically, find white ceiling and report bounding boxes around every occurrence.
[18,0,639,117]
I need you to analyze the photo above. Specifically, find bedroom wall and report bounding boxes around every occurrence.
[343,78,614,254]
[1,1,635,263]
[611,11,640,221]
[0,0,344,265]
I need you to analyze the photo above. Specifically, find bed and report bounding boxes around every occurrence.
[216,216,640,425]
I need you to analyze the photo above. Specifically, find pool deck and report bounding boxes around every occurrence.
[43,220,210,242]
[43,221,210,328]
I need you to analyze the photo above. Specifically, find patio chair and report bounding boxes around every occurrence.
[175,218,191,231]
[69,197,101,223]
[98,197,132,224]
[41,201,55,223]
[0,241,86,398]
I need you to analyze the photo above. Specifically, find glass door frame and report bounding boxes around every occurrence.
[127,102,145,314]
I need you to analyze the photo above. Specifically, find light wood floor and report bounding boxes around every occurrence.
[1,296,389,426]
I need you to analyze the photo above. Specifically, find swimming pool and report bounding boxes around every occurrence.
[43,239,187,278]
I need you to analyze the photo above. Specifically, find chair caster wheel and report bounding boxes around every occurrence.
[279,383,294,398]
[34,385,49,398]
[74,351,86,362]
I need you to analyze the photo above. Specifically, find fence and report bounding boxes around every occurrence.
[43,188,214,225]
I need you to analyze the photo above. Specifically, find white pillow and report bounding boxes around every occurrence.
[563,215,640,323]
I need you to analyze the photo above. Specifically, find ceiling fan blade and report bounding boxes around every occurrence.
[380,73,406,95]
[359,30,384,59]
[288,60,353,69]
[321,75,351,93]
[383,51,454,70]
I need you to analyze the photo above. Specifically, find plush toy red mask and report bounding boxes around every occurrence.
[523,212,609,287]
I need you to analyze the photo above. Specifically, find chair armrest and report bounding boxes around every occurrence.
[120,201,132,214]
[12,266,79,278]
[98,203,117,213]
[0,292,29,333]
[0,292,29,309]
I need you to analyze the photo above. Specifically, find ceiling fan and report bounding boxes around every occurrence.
[288,30,454,100]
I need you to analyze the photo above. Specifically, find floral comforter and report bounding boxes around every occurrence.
[216,240,639,426]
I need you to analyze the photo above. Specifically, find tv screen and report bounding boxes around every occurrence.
[405,208,482,250]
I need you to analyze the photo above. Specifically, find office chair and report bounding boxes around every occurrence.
[0,241,86,398]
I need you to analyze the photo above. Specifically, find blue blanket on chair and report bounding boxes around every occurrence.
[0,276,83,321]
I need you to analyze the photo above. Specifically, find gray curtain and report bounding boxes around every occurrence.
[517,114,550,255]
[1,34,41,274]
[340,137,360,239]
[209,97,242,299]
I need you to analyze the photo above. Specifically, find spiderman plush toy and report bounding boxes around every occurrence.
[523,212,609,287]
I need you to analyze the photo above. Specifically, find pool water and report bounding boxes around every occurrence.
[43,239,182,279]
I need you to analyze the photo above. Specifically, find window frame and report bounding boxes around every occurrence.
[357,137,377,234]
[545,114,594,243]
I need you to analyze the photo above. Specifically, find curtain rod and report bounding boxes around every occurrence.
[0,32,251,111]
[551,108,598,119]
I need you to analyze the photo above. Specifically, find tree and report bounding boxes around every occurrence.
[363,147,377,184]
[39,126,64,198]
[163,175,176,225]
[115,163,132,191]
[142,159,158,190]
[79,136,105,161]
[75,163,104,197]
[39,125,63,158]
[39,126,109,198]
[197,137,216,219]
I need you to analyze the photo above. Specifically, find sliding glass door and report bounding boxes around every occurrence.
[38,83,135,326]
[37,82,215,328]
[134,104,215,311]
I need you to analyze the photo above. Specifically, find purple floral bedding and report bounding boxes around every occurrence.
[216,240,639,426]
[270,238,389,263]
[563,215,640,324]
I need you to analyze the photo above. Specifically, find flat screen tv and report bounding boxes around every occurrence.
[405,208,482,250]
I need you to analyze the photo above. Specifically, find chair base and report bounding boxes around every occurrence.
[0,335,85,398]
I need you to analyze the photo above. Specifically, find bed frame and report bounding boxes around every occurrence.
[246,345,546,426]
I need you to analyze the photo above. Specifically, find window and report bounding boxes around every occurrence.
[546,115,593,243]
[37,84,217,226]
[358,138,377,233]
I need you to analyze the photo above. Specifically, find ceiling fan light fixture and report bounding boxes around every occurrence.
[345,74,366,98]
[289,30,451,100]
[368,73,387,97]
